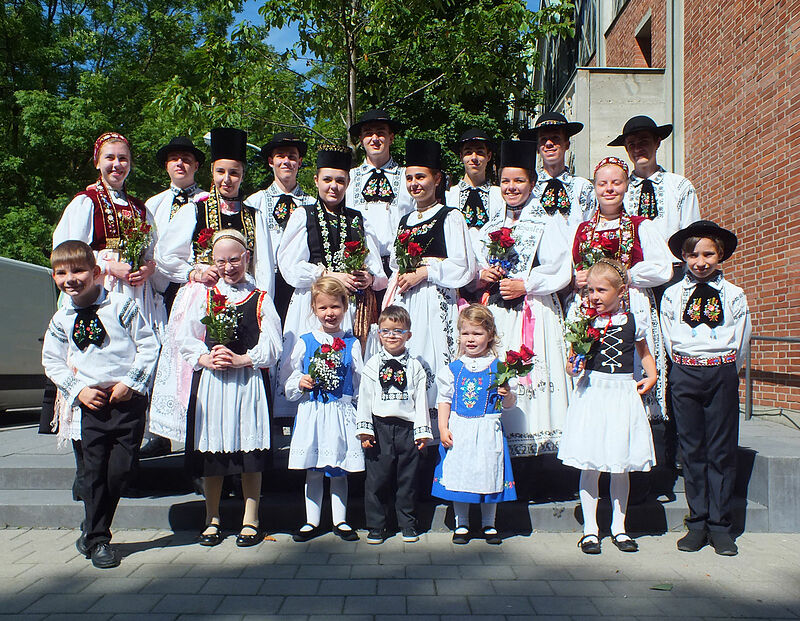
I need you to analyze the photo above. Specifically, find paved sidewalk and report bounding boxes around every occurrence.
[1,528,798,619]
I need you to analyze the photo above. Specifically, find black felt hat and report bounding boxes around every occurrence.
[452,128,496,154]
[156,137,206,167]
[668,220,738,262]
[316,146,353,171]
[498,140,537,171]
[261,132,308,159]
[519,112,584,142]
[404,139,442,170]
[348,109,403,141]
[608,115,673,147]
[210,128,248,163]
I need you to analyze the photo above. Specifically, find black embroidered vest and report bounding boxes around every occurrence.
[204,289,265,355]
[306,203,365,267]
[398,206,452,258]
[585,312,636,374]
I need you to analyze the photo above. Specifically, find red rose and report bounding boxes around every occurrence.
[407,242,423,257]
[332,337,346,351]
[498,233,515,249]
[197,228,215,247]
[325,359,335,369]
[212,304,226,314]
[518,344,534,361]
[212,293,227,306]
[587,327,601,340]
[139,222,151,233]
[584,306,597,318]
[500,227,513,237]
[397,231,411,245]
[599,236,616,252]
[320,344,332,354]
[505,350,521,365]
[344,240,362,251]
[488,229,503,242]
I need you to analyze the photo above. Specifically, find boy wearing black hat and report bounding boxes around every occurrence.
[245,132,316,321]
[660,221,751,556]
[521,112,594,230]
[346,109,414,272]
[445,129,503,233]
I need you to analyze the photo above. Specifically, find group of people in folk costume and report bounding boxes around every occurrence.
[41,106,752,568]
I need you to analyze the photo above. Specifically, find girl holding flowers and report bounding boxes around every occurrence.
[474,140,573,458]
[178,229,282,547]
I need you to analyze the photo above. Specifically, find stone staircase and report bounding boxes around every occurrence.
[0,414,795,534]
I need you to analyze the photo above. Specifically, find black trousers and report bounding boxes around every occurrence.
[364,416,421,531]
[81,394,147,549]
[670,362,739,533]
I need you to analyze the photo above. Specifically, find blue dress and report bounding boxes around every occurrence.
[431,358,516,503]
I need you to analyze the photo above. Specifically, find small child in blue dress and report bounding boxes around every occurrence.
[558,258,657,554]
[286,276,365,541]
[432,304,517,545]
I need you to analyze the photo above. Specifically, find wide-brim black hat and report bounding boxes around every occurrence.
[348,109,403,141]
[210,128,248,163]
[668,220,738,262]
[156,136,206,167]
[404,139,442,170]
[519,112,583,141]
[316,146,353,171]
[261,132,308,159]
[452,128,496,154]
[608,115,673,147]
[498,140,537,171]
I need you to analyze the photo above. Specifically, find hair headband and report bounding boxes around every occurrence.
[93,132,130,164]
[211,229,247,249]
[593,156,629,177]
[594,258,627,283]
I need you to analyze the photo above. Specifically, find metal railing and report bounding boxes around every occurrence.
[744,335,800,420]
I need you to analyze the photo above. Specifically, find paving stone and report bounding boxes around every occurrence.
[457,564,516,579]
[126,565,191,580]
[241,616,306,621]
[406,595,471,615]
[490,579,554,596]
[202,578,264,595]
[350,564,405,579]
[342,595,406,615]
[590,596,669,616]
[469,595,535,615]
[144,578,208,594]
[294,565,350,579]
[214,595,283,615]
[78,577,151,594]
[110,615,177,621]
[257,578,319,595]
[87,594,164,613]
[317,579,376,595]
[435,579,497,595]
[24,594,103,614]
[404,564,462,579]
[279,596,344,615]
[151,594,224,614]
[529,595,600,616]
[549,579,615,596]
[377,578,435,595]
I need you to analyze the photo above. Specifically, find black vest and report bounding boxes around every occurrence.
[306,202,365,267]
[397,206,452,258]
[585,312,636,374]
[192,203,257,249]
[204,289,264,355]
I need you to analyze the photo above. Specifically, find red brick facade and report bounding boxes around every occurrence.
[604,0,666,68]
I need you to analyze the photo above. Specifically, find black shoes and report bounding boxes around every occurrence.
[236,524,262,547]
[90,543,119,569]
[366,529,386,545]
[578,534,601,554]
[292,523,321,543]
[333,522,359,542]
[452,528,469,545]
[139,436,171,459]
[611,533,639,552]
[402,527,420,543]
[197,524,223,546]
[483,526,502,545]
[709,531,738,556]
[677,529,707,552]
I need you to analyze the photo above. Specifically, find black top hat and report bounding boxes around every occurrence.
[498,140,537,171]
[210,128,248,163]
[316,146,353,171]
[608,115,673,147]
[404,139,442,170]
[668,220,738,262]
[519,112,584,142]
[348,109,403,141]
[156,137,206,167]
[261,132,308,159]
[452,128,496,154]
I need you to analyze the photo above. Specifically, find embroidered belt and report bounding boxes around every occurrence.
[673,352,736,367]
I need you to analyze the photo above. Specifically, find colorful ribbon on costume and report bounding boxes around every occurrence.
[519,298,535,386]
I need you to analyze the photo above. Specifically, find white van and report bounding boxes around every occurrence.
[0,257,58,412]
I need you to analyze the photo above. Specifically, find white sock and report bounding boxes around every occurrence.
[579,469,600,537]
[330,475,349,527]
[303,470,324,528]
[453,502,470,531]
[481,503,497,529]
[610,472,630,537]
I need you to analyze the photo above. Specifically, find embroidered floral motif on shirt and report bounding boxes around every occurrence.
[704,297,721,322]
[577,211,635,268]
[688,297,702,322]
[459,376,482,409]
[541,179,571,216]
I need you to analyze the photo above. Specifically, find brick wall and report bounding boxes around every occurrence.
[683,0,800,410]
[604,0,666,68]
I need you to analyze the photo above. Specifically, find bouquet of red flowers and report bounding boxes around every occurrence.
[308,337,347,400]
[340,238,369,273]
[492,344,535,388]
[201,292,239,345]
[118,213,152,271]
[394,231,427,274]
[484,227,517,271]
[564,306,602,373]
[194,227,215,265]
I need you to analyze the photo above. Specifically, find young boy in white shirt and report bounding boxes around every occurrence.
[660,221,751,556]
[42,241,160,568]
[356,305,432,544]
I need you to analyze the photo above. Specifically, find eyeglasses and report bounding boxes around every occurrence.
[378,328,409,336]
[213,252,246,268]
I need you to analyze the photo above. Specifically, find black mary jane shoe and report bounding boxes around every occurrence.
[333,522,359,542]
[236,524,262,547]
[483,526,503,545]
[452,528,470,545]
[611,533,639,552]
[197,523,223,547]
[578,534,601,554]
[292,523,321,543]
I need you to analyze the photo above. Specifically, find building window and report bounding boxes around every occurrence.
[636,15,652,67]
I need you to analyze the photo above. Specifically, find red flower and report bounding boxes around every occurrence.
[407,242,423,257]
[320,344,332,354]
[518,344,534,361]
[587,327,601,340]
[325,359,335,369]
[584,306,597,318]
[332,337,346,351]
[212,293,227,306]
[505,350,521,365]
[197,228,215,247]
[599,236,616,252]
[139,222,151,233]
[212,304,225,314]
[397,231,411,245]
[488,229,503,242]
[498,233,515,249]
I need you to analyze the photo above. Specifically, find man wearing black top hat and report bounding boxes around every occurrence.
[520,112,594,231]
[445,129,504,233]
[245,132,316,323]
[345,109,414,275]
